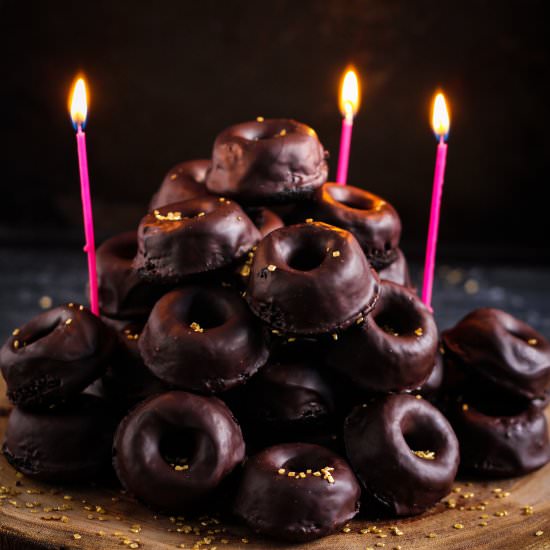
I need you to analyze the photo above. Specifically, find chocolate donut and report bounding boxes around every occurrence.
[311,183,401,269]
[326,281,438,392]
[234,443,360,541]
[206,119,328,204]
[3,394,115,482]
[0,304,114,409]
[113,391,245,512]
[245,222,380,334]
[416,349,445,400]
[135,196,261,283]
[344,394,459,516]
[449,393,550,477]
[98,320,170,409]
[245,207,284,238]
[442,308,550,400]
[149,159,211,211]
[139,286,268,393]
[97,231,168,319]
[378,248,413,288]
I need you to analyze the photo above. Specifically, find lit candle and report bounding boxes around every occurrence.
[69,77,99,315]
[421,92,450,308]
[336,68,360,185]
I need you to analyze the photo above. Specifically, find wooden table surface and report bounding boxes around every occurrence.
[1,249,550,549]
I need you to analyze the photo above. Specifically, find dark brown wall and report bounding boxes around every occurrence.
[0,0,548,261]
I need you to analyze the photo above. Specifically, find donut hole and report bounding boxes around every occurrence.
[374,301,419,337]
[282,235,327,272]
[327,186,375,211]
[401,416,444,458]
[159,429,201,468]
[467,395,528,418]
[178,292,230,330]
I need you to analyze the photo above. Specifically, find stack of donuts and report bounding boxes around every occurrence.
[1,118,550,543]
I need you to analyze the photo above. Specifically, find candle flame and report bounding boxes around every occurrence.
[339,68,360,119]
[70,77,88,129]
[432,92,450,140]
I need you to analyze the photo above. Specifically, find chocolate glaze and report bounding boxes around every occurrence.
[0,304,114,409]
[113,391,245,512]
[326,281,438,392]
[234,443,360,541]
[448,392,550,477]
[442,308,550,400]
[150,159,211,211]
[245,207,284,238]
[206,119,328,204]
[246,222,380,334]
[3,394,116,482]
[311,183,401,269]
[135,196,261,283]
[416,349,445,400]
[378,248,413,288]
[139,286,269,393]
[344,394,459,516]
[97,231,169,319]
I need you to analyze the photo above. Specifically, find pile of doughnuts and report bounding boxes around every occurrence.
[2,118,550,543]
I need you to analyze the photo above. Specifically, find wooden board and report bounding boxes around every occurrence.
[1,380,550,550]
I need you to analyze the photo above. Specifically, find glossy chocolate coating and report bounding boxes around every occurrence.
[135,196,261,283]
[312,183,401,269]
[416,349,445,400]
[442,308,550,400]
[97,231,169,319]
[449,394,550,477]
[139,286,269,393]
[113,391,245,512]
[3,394,116,482]
[378,248,413,288]
[344,394,459,516]
[245,207,284,238]
[234,443,360,541]
[326,281,438,392]
[0,304,114,409]
[206,119,328,204]
[246,222,380,334]
[149,159,211,211]
[98,319,170,409]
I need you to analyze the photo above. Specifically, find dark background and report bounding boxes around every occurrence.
[0,0,548,262]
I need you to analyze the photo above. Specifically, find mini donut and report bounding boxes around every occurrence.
[149,159,211,211]
[325,281,438,392]
[3,394,116,482]
[113,391,245,512]
[344,394,459,516]
[378,248,413,288]
[139,286,269,393]
[311,183,401,269]
[97,231,169,319]
[245,207,284,238]
[0,304,114,409]
[245,222,380,334]
[449,393,550,477]
[234,443,360,541]
[97,319,170,410]
[442,308,550,400]
[206,119,328,204]
[134,196,261,283]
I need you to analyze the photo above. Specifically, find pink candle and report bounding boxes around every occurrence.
[70,78,99,316]
[336,68,360,185]
[421,93,451,308]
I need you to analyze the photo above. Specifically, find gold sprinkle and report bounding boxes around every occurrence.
[342,527,351,533]
[170,173,177,180]
[375,544,385,548]
[453,487,462,493]
[462,403,469,411]
[73,533,82,539]
[278,468,286,475]
[306,469,312,474]
[174,465,189,472]
[298,472,307,479]
[332,250,341,258]
[427,532,437,538]
[279,129,287,137]
[494,510,508,517]
[129,544,139,549]
[412,450,436,460]
[256,116,264,122]
[453,523,464,530]
[287,337,296,343]
[313,471,321,477]
[287,472,296,477]
[267,264,277,272]
[189,322,204,333]
[414,327,424,336]
[305,218,314,223]
[521,505,534,515]
[332,333,339,341]
[356,315,364,325]
[240,264,251,277]
[527,338,538,346]
[154,210,183,221]
[79,305,84,311]
[271,329,280,335]
[39,296,52,309]
[535,530,544,536]
[63,495,72,500]
[65,318,73,326]
[12,328,20,336]
[479,521,488,527]
[492,488,502,493]
[241,538,249,544]
[197,212,206,217]
[12,340,19,350]
[237,216,242,221]
[415,394,423,399]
